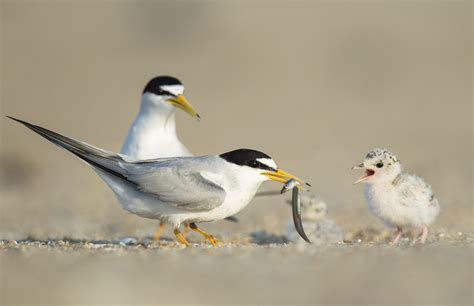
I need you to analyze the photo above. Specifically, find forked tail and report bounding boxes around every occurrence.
[7,116,127,180]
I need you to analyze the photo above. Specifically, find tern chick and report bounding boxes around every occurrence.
[352,148,440,244]
[286,194,343,245]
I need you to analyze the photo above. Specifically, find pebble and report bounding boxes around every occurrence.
[0,231,473,251]
[118,237,139,246]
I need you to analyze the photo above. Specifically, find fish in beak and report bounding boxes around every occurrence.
[290,183,311,243]
[351,163,375,184]
[167,95,200,120]
[280,179,312,243]
[262,169,311,189]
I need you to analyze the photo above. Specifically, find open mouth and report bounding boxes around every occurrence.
[365,169,375,177]
[353,168,375,184]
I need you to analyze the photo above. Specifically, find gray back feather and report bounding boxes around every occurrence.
[9,117,226,211]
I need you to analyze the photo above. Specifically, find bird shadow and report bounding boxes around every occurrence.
[249,230,289,245]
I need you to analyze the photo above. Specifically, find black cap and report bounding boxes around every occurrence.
[219,149,276,171]
[143,76,182,95]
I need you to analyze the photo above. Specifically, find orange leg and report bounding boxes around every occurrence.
[189,222,221,246]
[174,227,191,247]
[153,222,166,241]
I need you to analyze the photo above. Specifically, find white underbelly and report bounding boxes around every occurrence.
[97,169,180,220]
[97,156,264,227]
[365,186,422,228]
[175,185,261,224]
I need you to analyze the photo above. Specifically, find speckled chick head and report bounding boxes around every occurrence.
[354,148,402,184]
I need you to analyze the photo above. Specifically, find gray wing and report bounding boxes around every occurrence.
[124,162,226,211]
[9,117,226,212]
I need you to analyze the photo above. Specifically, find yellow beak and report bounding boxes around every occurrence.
[262,169,310,189]
[167,95,200,120]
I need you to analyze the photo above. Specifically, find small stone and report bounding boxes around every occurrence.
[119,237,139,246]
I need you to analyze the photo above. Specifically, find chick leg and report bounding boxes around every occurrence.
[189,222,221,246]
[174,227,191,247]
[392,226,403,244]
[419,224,428,244]
[153,222,166,241]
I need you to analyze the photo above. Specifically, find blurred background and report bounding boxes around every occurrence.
[1,0,471,238]
[1,1,472,305]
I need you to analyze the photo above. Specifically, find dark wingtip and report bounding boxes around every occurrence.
[224,216,239,223]
[6,116,26,125]
[6,116,38,130]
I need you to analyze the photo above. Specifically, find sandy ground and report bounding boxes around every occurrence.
[1,236,473,305]
[1,1,473,305]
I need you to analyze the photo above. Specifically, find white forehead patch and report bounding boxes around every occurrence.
[160,85,184,96]
[257,158,277,170]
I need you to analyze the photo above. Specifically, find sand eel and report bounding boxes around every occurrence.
[352,148,440,244]
[280,179,311,243]
[9,117,309,247]
[286,194,343,245]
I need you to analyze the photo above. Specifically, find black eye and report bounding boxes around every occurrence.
[376,162,384,168]
[249,161,258,167]
[160,89,176,97]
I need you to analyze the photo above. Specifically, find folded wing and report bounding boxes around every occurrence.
[124,163,226,211]
[9,116,226,212]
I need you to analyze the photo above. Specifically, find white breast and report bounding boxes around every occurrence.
[364,182,421,228]
[364,176,440,229]
[122,129,191,160]
[121,107,192,160]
